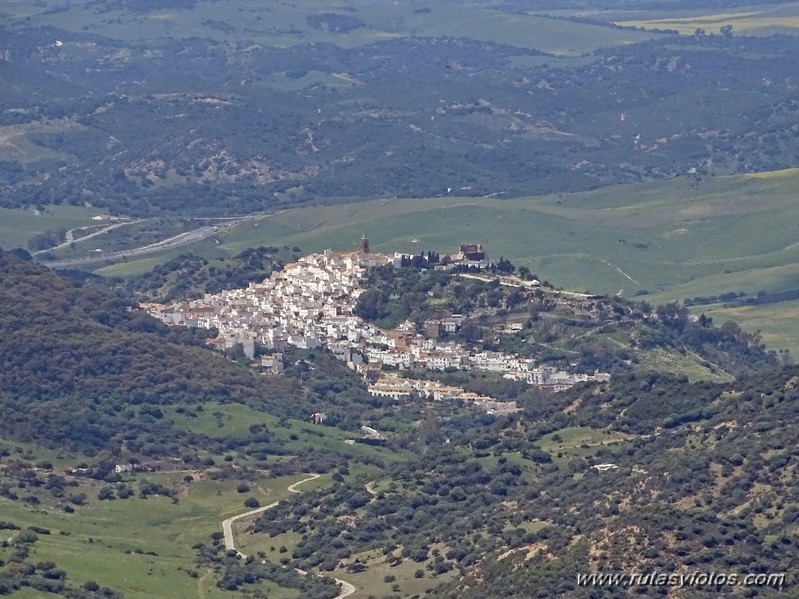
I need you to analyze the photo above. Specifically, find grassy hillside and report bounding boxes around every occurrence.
[697,299,799,353]
[614,4,799,35]
[248,366,799,599]
[0,467,327,599]
[94,170,799,298]
[0,0,658,53]
[73,169,799,353]
[0,205,98,250]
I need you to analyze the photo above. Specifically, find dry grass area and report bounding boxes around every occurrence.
[0,118,81,163]
[616,9,799,35]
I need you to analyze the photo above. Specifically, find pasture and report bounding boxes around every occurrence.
[84,168,799,351]
[0,205,99,250]
[0,471,326,598]
[615,4,799,35]
[0,119,82,164]
[163,402,406,464]
[692,299,799,354]
[539,426,632,454]
[0,0,660,54]
[207,169,799,303]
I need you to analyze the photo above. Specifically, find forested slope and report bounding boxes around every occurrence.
[0,250,385,457]
[3,247,797,597]
[249,368,799,598]
[3,12,799,215]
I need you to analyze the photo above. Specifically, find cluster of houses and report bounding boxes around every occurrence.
[363,330,608,392]
[504,366,610,392]
[145,238,609,400]
[145,244,392,360]
[368,374,519,415]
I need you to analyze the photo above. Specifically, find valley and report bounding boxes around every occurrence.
[0,239,788,597]
[4,0,799,596]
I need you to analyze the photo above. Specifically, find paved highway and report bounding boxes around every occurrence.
[38,216,255,269]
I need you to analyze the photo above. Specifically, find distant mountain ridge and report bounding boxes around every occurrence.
[2,7,799,215]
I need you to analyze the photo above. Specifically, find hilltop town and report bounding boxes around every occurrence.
[145,236,610,415]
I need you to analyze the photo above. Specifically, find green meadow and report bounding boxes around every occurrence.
[692,299,799,354]
[164,402,407,464]
[81,169,799,350]
[103,169,799,296]
[1,0,659,54]
[539,426,633,454]
[0,205,99,250]
[0,119,82,164]
[0,471,325,598]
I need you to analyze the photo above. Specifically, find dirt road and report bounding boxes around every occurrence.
[220,473,355,599]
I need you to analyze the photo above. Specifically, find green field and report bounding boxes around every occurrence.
[0,118,82,164]
[692,299,799,353]
[100,169,799,296]
[0,205,99,250]
[165,402,407,464]
[0,471,326,598]
[539,426,632,453]
[80,169,799,351]
[0,0,659,54]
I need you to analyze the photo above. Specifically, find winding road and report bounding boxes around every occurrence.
[364,480,378,498]
[31,220,141,256]
[39,216,257,269]
[220,473,356,599]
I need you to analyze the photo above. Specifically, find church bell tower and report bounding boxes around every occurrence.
[358,233,370,254]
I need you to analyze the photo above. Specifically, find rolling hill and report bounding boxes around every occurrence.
[0,243,795,597]
[38,168,799,353]
[3,1,799,215]
[237,366,799,599]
